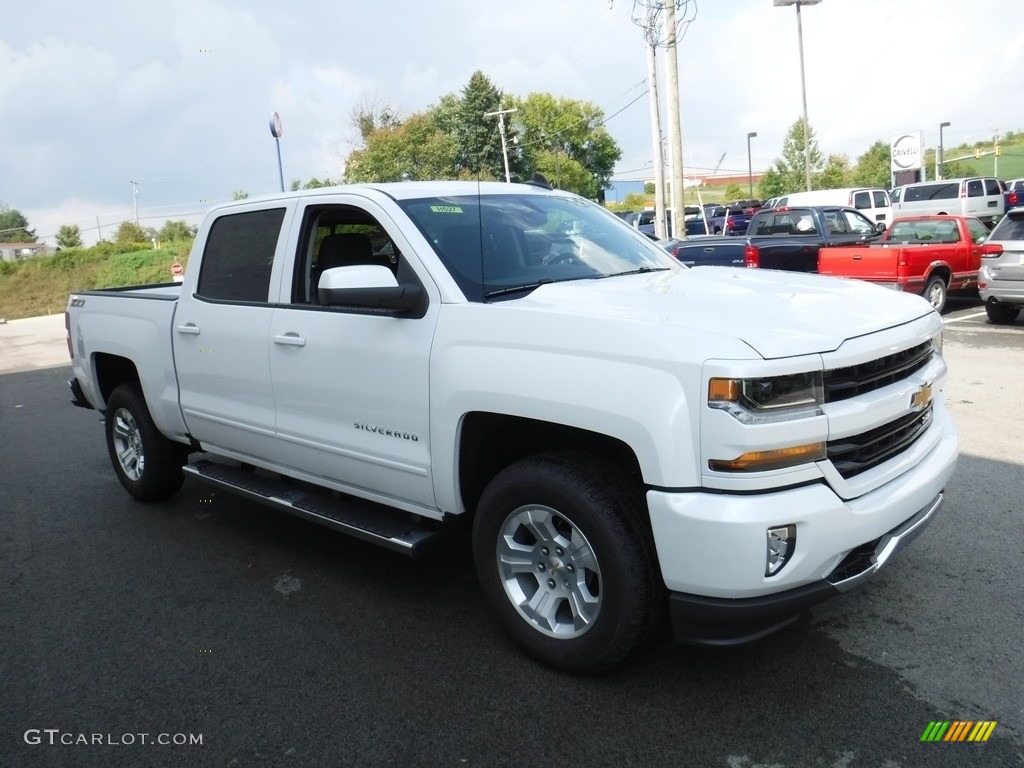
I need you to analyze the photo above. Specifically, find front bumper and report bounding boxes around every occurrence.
[666,492,943,644]
[648,401,957,644]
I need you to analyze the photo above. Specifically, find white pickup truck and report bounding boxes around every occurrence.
[66,181,957,673]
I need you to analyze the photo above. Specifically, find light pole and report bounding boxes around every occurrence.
[746,132,757,198]
[774,0,820,191]
[938,121,950,181]
[484,107,517,183]
[128,180,139,224]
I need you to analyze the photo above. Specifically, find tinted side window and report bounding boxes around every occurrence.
[967,180,983,198]
[984,178,1001,196]
[852,192,870,210]
[197,209,285,302]
[966,218,989,244]
[842,210,875,235]
[904,183,958,202]
[872,191,889,208]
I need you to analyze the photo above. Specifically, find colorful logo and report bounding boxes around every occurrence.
[921,721,997,742]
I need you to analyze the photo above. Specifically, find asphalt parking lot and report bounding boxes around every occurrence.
[1,305,1022,767]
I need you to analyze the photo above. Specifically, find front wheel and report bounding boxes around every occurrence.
[104,383,188,501]
[472,452,660,674]
[985,301,1021,324]
[924,276,947,313]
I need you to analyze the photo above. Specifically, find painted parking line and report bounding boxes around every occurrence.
[943,310,988,325]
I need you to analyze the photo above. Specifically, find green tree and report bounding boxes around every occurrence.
[158,220,196,242]
[851,140,891,188]
[723,183,744,201]
[457,71,511,178]
[0,204,36,243]
[815,154,851,190]
[757,167,786,199]
[56,224,83,248]
[509,92,621,198]
[232,190,249,200]
[770,119,824,194]
[115,221,148,244]
[344,113,459,183]
[351,97,401,143]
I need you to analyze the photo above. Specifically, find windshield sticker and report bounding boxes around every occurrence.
[430,205,463,214]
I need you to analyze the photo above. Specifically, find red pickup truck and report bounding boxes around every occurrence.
[817,215,1000,312]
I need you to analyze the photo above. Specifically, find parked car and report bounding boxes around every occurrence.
[726,199,763,214]
[818,215,996,312]
[705,206,752,235]
[775,188,893,228]
[979,207,1024,323]
[671,206,884,272]
[893,177,1005,228]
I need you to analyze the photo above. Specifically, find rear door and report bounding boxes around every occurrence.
[173,204,293,460]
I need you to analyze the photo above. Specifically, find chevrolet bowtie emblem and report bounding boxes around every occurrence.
[910,383,933,411]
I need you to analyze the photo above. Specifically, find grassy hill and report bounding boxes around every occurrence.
[0,241,192,320]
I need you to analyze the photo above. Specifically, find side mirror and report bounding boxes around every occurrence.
[876,223,887,234]
[318,265,424,317]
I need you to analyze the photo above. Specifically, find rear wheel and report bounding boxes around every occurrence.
[985,301,1021,324]
[472,452,660,674]
[924,276,947,313]
[105,383,188,501]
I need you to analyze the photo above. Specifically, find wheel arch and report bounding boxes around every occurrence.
[456,412,644,517]
[93,352,141,410]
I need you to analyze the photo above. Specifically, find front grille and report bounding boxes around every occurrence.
[827,405,933,478]
[823,342,932,403]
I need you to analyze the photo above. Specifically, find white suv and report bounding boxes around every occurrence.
[979,207,1024,323]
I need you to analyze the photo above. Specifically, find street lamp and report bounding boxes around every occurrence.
[128,180,139,224]
[746,132,757,198]
[774,0,821,191]
[938,121,950,181]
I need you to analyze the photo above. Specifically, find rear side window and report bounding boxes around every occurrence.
[967,180,983,198]
[984,178,1001,196]
[197,208,285,302]
[852,191,870,210]
[872,191,889,208]
[904,183,958,202]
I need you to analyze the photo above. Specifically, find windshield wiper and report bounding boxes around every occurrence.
[599,266,671,279]
[484,279,554,299]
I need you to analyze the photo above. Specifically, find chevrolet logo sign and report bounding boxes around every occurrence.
[910,384,933,411]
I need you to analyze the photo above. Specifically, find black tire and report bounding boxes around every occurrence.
[104,383,188,501]
[472,451,661,674]
[924,276,947,313]
[985,301,1021,324]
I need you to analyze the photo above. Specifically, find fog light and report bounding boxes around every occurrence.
[766,525,796,577]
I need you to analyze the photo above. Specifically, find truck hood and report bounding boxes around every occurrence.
[516,267,934,359]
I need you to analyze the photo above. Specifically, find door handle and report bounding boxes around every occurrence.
[176,324,200,335]
[273,333,306,347]
[853,255,862,260]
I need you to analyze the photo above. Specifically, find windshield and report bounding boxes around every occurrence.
[398,193,679,301]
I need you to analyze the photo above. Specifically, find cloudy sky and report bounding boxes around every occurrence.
[4,0,1024,245]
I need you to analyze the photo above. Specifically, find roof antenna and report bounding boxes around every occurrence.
[525,172,552,190]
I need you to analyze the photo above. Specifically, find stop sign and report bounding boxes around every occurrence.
[171,263,184,277]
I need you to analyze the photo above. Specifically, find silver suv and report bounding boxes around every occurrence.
[979,207,1024,324]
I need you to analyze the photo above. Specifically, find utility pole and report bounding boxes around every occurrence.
[128,180,139,224]
[643,3,667,239]
[663,1,685,238]
[484,107,517,183]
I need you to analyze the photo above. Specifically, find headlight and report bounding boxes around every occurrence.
[708,372,824,424]
[931,331,943,357]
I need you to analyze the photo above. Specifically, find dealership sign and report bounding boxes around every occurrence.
[891,132,923,171]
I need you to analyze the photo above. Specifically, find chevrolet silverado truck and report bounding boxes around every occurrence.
[818,215,997,312]
[669,205,886,270]
[66,182,957,673]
